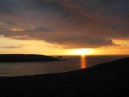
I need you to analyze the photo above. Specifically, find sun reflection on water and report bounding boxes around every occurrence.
[80,55,87,69]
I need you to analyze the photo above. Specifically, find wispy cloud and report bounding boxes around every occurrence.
[0,45,23,49]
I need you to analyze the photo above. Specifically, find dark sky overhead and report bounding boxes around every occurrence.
[0,0,129,48]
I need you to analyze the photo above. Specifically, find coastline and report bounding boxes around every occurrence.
[0,57,129,97]
[0,54,60,62]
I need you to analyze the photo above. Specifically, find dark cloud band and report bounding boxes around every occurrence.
[0,0,129,48]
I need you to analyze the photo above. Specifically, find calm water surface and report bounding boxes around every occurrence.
[0,55,128,77]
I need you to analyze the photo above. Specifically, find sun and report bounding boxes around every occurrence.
[68,48,95,55]
[74,49,89,55]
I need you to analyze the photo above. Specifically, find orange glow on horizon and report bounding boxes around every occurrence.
[67,49,96,55]
[1,37,129,56]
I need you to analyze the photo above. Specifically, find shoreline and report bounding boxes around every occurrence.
[0,54,60,62]
[0,57,129,97]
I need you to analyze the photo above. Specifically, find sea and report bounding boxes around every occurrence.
[0,55,128,77]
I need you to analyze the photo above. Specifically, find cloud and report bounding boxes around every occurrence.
[0,0,129,48]
[49,37,114,48]
[0,45,23,49]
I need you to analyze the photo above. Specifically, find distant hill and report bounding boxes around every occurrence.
[0,54,60,62]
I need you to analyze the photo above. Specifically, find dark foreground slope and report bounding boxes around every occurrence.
[0,58,129,97]
[0,54,59,62]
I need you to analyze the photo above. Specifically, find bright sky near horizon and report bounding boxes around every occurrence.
[0,0,129,55]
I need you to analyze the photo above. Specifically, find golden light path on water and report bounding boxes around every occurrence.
[80,55,87,69]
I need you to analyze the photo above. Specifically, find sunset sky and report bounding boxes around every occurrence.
[0,0,129,55]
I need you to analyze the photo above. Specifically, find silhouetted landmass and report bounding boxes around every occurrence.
[0,57,129,97]
[0,54,60,62]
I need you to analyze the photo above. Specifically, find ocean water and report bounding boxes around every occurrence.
[0,55,128,77]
